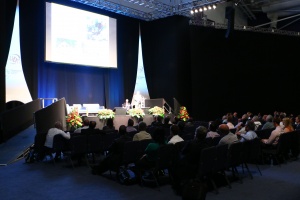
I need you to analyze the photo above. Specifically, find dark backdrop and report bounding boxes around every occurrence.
[1,0,300,122]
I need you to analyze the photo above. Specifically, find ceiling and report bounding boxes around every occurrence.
[70,0,300,31]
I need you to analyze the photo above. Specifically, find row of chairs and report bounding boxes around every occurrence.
[261,130,300,165]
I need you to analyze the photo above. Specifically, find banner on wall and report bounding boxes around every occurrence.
[5,0,32,104]
[131,24,150,108]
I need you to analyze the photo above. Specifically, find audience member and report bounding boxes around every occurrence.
[206,121,220,138]
[232,112,239,126]
[261,116,284,145]
[151,115,163,127]
[91,125,132,175]
[168,124,184,144]
[172,126,210,193]
[236,120,257,142]
[294,115,300,130]
[177,121,186,137]
[133,121,152,141]
[282,117,294,133]
[126,118,137,133]
[162,116,172,129]
[252,115,262,130]
[103,118,115,132]
[226,114,235,129]
[73,119,89,134]
[218,124,239,146]
[43,121,71,160]
[261,115,275,130]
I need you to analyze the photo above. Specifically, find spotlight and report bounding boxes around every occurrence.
[213,4,217,9]
[199,8,203,12]
[208,5,212,10]
[203,6,207,11]
[191,10,194,14]
[195,9,198,13]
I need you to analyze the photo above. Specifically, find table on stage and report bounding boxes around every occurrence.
[82,115,154,130]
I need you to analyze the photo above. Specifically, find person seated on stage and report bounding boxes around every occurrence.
[133,121,152,141]
[282,117,294,133]
[126,118,137,133]
[206,121,220,138]
[91,125,132,175]
[43,121,71,161]
[236,120,257,142]
[102,118,115,133]
[73,119,90,134]
[168,124,184,144]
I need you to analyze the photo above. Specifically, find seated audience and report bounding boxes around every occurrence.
[126,118,137,133]
[261,116,284,145]
[168,124,184,144]
[162,116,172,128]
[103,118,115,133]
[294,115,300,130]
[226,114,235,129]
[252,115,262,130]
[206,121,220,138]
[282,117,294,133]
[218,124,239,146]
[133,121,152,141]
[151,115,163,127]
[91,125,132,175]
[172,126,210,193]
[236,120,257,142]
[43,121,71,160]
[261,115,275,130]
[73,119,90,134]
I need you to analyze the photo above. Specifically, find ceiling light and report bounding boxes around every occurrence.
[199,8,203,12]
[195,9,198,13]
[191,10,194,14]
[213,4,217,9]
[203,6,207,11]
[208,5,212,10]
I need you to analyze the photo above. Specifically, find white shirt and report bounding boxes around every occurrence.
[44,128,70,148]
[168,135,184,144]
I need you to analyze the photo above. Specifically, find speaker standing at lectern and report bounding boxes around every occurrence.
[122,99,131,110]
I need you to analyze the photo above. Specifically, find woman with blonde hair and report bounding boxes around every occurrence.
[282,117,294,133]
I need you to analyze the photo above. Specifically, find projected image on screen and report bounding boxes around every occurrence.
[45,2,117,68]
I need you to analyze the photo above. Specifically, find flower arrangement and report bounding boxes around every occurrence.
[97,109,115,120]
[148,106,164,117]
[178,106,189,121]
[66,107,82,129]
[127,108,145,119]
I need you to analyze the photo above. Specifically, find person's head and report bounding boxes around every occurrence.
[54,121,63,130]
[227,114,233,123]
[106,118,114,127]
[83,119,90,126]
[296,115,300,123]
[157,115,163,123]
[266,115,273,122]
[119,125,127,136]
[208,121,218,132]
[282,117,292,127]
[177,121,185,131]
[252,115,259,122]
[138,121,147,131]
[163,116,170,125]
[245,120,255,131]
[194,126,207,140]
[218,124,229,136]
[170,124,179,136]
[152,127,165,145]
[127,118,134,127]
[273,116,281,126]
[89,121,97,129]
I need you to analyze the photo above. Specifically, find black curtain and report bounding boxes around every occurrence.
[0,0,17,113]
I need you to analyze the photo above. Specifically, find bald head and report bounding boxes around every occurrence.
[219,124,229,136]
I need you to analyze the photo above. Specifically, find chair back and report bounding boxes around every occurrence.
[87,133,102,154]
[122,141,141,165]
[101,131,119,152]
[69,135,88,155]
[228,142,243,168]
[214,144,229,172]
[156,144,175,170]
[197,146,217,178]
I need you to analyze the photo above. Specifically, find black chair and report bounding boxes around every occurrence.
[101,131,119,155]
[243,138,262,176]
[227,142,244,183]
[214,144,231,190]
[86,133,102,164]
[197,146,218,193]
[139,144,175,189]
[63,135,88,169]
[262,132,293,166]
[255,128,275,139]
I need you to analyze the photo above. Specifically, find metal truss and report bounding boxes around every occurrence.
[189,19,300,37]
[70,0,226,21]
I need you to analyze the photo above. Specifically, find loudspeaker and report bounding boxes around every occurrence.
[225,6,235,38]
[114,107,127,115]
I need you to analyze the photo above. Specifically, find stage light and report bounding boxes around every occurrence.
[199,8,203,12]
[195,9,198,13]
[213,4,217,9]
[203,6,207,11]
[208,5,212,10]
[191,10,194,14]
